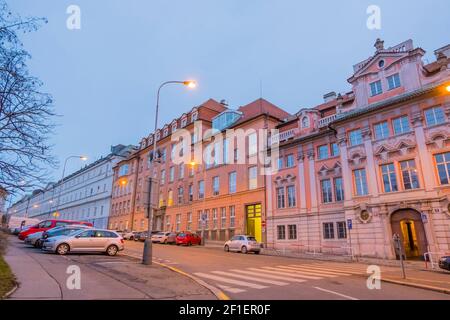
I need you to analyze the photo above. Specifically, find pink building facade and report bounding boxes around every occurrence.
[266,39,450,260]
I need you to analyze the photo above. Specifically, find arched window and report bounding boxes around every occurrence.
[302,116,310,128]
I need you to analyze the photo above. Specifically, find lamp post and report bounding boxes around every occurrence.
[54,155,87,218]
[142,80,196,265]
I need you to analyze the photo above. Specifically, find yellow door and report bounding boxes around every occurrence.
[246,204,262,242]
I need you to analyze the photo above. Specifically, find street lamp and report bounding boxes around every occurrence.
[142,80,197,265]
[446,85,450,93]
[54,155,88,218]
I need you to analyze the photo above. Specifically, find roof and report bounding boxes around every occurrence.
[233,98,291,126]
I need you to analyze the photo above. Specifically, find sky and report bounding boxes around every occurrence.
[7,0,450,195]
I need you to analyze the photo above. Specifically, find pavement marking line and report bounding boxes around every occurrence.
[289,265,359,275]
[231,269,307,283]
[313,286,359,300]
[274,266,339,277]
[248,267,322,280]
[211,271,289,286]
[194,273,268,289]
[282,265,353,276]
[311,263,369,272]
[217,284,246,294]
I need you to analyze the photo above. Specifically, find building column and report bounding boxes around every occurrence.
[411,112,435,191]
[337,133,352,203]
[362,126,379,197]
[307,148,318,212]
[297,150,307,213]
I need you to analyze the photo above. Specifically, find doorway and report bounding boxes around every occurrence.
[390,209,428,260]
[246,204,262,242]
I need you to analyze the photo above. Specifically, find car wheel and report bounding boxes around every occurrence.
[163,239,167,244]
[56,243,69,255]
[224,245,230,252]
[106,245,118,256]
[254,251,260,255]
[241,246,248,254]
[188,242,192,246]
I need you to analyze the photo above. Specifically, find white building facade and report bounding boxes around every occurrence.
[8,145,137,229]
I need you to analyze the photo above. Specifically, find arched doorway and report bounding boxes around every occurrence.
[390,209,428,260]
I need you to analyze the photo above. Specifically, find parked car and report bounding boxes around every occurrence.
[151,232,172,244]
[439,256,450,271]
[36,225,92,248]
[166,232,178,244]
[121,231,137,240]
[224,235,261,254]
[176,232,201,246]
[42,229,124,256]
[24,231,44,247]
[18,219,93,240]
[137,231,160,242]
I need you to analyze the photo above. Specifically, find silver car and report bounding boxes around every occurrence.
[24,231,44,246]
[42,228,124,256]
[151,231,172,244]
[224,235,261,254]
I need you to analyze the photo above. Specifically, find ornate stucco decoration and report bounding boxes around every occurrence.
[425,130,450,149]
[317,162,342,177]
[348,149,367,167]
[274,174,297,186]
[374,139,416,160]
[355,203,373,223]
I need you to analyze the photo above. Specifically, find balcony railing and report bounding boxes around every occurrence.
[318,114,337,128]
[270,129,296,145]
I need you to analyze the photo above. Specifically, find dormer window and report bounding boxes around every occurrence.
[163,127,169,137]
[148,135,153,145]
[156,131,161,140]
[301,116,310,128]
[172,122,177,132]
[387,73,401,90]
[181,117,187,127]
[191,111,198,122]
[370,80,383,96]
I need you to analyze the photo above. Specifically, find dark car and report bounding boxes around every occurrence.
[35,225,91,248]
[439,256,450,271]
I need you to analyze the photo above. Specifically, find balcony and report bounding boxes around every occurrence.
[270,129,296,145]
[318,114,337,128]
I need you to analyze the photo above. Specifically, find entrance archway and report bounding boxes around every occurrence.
[390,209,428,260]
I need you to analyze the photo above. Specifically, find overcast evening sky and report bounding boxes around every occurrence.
[8,0,450,193]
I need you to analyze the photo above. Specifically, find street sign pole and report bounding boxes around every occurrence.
[143,177,155,265]
[347,219,354,261]
[393,234,406,279]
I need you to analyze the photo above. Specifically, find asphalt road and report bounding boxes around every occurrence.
[122,240,450,300]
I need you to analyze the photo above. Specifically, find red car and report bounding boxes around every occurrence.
[18,219,93,240]
[176,232,201,246]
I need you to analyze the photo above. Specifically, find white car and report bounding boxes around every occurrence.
[151,232,172,244]
[121,231,136,240]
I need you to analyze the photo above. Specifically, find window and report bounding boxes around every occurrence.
[213,176,220,195]
[223,138,230,164]
[177,187,184,204]
[179,163,184,179]
[317,145,329,160]
[191,111,198,122]
[229,172,237,193]
[387,73,401,90]
[392,116,411,135]
[277,225,286,240]
[220,207,226,229]
[160,148,166,162]
[169,167,175,182]
[323,223,334,239]
[167,190,173,206]
[181,117,187,128]
[160,169,166,185]
[118,164,129,177]
[276,187,285,209]
[248,166,257,190]
[425,107,445,127]
[248,133,257,156]
[321,179,333,203]
[188,184,193,202]
[435,152,450,185]
[198,180,204,199]
[288,225,297,240]
[277,157,283,170]
[212,209,218,229]
[204,209,210,229]
[348,129,363,146]
[176,214,181,232]
[374,121,389,139]
[229,206,235,228]
[287,185,296,207]
[331,143,339,157]
[334,177,344,202]
[337,222,347,239]
[354,169,368,196]
[381,163,398,193]
[400,160,420,190]
[187,212,192,231]
[302,117,310,128]
[165,215,171,231]
[286,154,295,168]
[370,80,382,96]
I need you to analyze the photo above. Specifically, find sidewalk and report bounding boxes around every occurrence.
[4,236,216,300]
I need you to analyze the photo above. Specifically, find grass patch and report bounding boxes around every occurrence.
[0,231,15,298]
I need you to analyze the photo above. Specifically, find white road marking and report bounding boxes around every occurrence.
[231,269,306,283]
[312,263,368,272]
[248,267,322,280]
[194,272,268,289]
[275,266,338,277]
[289,265,357,275]
[314,286,359,300]
[211,271,288,286]
[217,284,246,294]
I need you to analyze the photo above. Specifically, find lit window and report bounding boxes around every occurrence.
[435,152,450,185]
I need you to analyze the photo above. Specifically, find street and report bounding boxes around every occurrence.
[122,240,450,300]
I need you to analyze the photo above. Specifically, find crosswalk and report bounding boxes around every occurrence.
[194,263,371,294]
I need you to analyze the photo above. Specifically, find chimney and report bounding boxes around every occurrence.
[374,38,385,52]
[323,91,337,103]
[220,99,229,107]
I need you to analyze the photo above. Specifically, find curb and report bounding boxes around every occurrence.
[381,278,450,295]
[1,282,18,300]
[122,253,230,301]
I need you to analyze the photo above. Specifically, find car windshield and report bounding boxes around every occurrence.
[247,236,257,242]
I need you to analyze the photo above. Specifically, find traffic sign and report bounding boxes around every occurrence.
[347,219,352,230]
